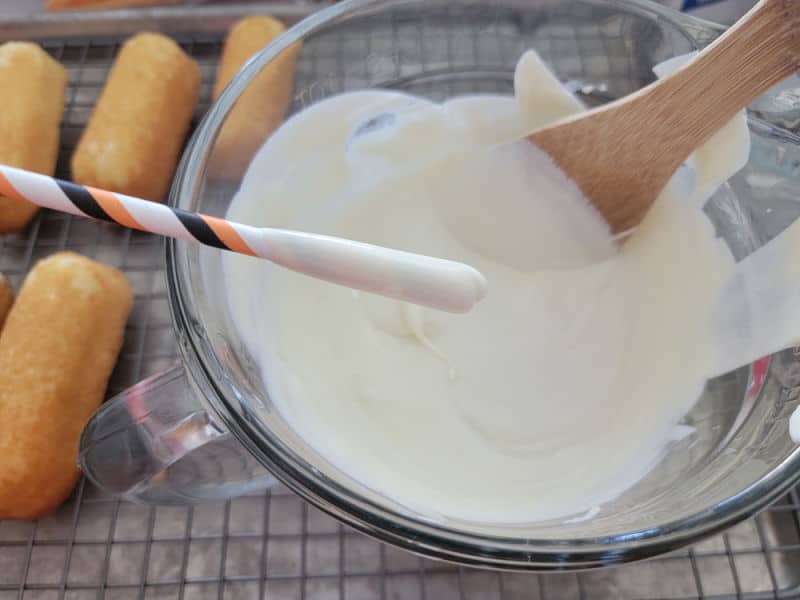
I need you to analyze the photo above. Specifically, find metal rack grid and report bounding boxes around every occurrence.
[0,11,799,600]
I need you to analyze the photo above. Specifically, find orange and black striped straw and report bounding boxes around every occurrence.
[0,164,258,257]
[0,164,487,313]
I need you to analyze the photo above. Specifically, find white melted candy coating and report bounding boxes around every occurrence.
[221,51,798,522]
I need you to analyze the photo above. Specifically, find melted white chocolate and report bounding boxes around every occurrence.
[219,51,798,522]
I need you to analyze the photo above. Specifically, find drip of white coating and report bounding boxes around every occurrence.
[399,303,457,381]
[353,290,457,379]
[514,50,586,129]
[564,505,601,524]
[706,217,800,442]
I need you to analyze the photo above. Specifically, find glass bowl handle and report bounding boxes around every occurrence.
[78,365,275,504]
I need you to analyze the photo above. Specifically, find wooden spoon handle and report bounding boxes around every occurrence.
[646,0,800,160]
[530,0,800,233]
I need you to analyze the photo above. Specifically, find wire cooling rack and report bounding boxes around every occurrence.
[1,4,800,599]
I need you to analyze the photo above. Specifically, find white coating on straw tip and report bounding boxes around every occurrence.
[252,228,488,313]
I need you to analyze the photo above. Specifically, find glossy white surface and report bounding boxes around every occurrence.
[222,51,764,522]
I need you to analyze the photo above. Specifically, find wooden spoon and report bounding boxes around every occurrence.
[529,0,800,234]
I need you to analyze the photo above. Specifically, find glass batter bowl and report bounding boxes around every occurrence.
[79,0,800,569]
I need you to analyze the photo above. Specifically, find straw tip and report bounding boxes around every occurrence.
[469,267,489,303]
